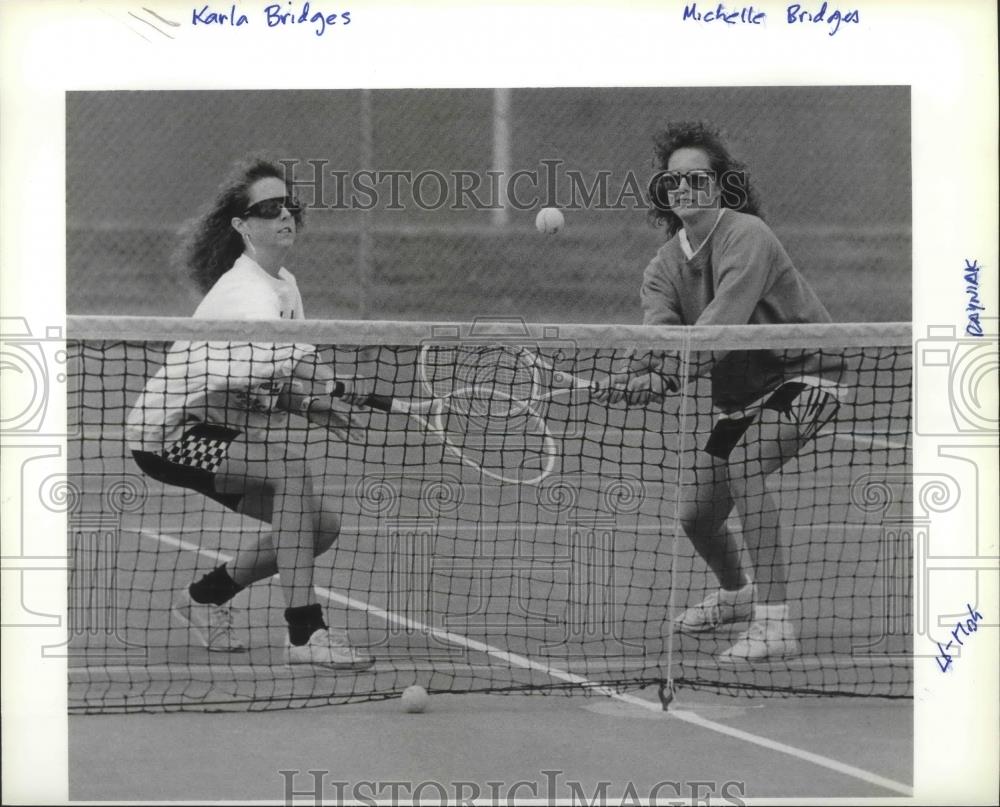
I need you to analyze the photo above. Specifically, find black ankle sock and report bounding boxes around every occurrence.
[285,603,327,646]
[189,564,245,606]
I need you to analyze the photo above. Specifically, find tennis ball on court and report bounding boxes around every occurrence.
[535,207,565,234]
[401,684,429,713]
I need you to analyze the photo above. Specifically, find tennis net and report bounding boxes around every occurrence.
[66,316,912,713]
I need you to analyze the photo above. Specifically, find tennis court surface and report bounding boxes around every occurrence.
[67,316,913,798]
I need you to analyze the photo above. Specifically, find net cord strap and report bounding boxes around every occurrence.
[66,316,912,350]
[665,328,694,695]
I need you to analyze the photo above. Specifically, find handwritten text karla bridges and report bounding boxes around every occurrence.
[192,3,351,37]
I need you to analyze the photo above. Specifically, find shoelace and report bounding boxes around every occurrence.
[208,605,239,632]
[317,630,353,649]
[689,593,723,625]
[678,595,723,626]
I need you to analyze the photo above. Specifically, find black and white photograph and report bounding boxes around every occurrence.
[1,3,997,805]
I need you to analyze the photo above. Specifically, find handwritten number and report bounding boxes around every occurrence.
[935,604,985,672]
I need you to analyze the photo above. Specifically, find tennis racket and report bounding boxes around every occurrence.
[354,344,602,485]
[420,343,598,412]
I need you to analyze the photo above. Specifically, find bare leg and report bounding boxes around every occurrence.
[225,490,341,588]
[677,449,748,590]
[214,438,332,609]
[727,409,821,604]
[727,471,785,603]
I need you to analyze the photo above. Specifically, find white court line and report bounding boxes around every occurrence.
[139,527,912,797]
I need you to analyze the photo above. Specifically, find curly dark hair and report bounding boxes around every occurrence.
[647,121,764,237]
[174,154,305,294]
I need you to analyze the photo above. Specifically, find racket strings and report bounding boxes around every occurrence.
[420,346,461,400]
[423,345,539,418]
[416,344,585,484]
[434,394,554,484]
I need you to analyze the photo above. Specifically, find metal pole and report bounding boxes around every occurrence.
[492,88,511,229]
[358,88,373,318]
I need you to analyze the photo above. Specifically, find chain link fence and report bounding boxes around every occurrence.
[67,87,910,322]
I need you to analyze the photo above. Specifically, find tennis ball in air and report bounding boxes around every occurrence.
[401,685,429,713]
[535,207,565,234]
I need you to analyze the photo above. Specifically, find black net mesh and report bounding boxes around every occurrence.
[67,318,912,713]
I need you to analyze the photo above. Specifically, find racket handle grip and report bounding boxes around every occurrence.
[359,393,396,413]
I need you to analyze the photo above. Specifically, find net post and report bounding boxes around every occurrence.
[491,88,511,229]
[357,88,373,319]
[663,328,694,707]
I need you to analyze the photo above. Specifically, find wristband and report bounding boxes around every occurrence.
[655,373,680,394]
[323,380,346,398]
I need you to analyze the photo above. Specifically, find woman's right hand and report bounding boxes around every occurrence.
[592,371,673,406]
[592,372,631,404]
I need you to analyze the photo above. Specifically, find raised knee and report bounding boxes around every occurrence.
[677,509,705,539]
[679,515,710,540]
[678,503,724,540]
[313,512,341,556]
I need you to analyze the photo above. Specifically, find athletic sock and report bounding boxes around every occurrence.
[285,603,327,646]
[719,582,752,602]
[188,564,245,606]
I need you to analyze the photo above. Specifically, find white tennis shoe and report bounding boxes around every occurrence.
[719,617,800,662]
[673,584,754,633]
[285,628,375,670]
[171,591,246,653]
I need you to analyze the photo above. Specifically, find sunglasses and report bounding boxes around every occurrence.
[656,170,716,192]
[243,195,301,219]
